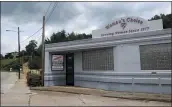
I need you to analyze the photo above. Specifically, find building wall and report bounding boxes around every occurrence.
[74,44,171,94]
[114,44,141,72]
[44,29,171,94]
[44,52,66,86]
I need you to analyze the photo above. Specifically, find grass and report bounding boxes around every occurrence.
[1,58,18,65]
[0,58,19,71]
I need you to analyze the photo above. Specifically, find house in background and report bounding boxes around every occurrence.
[44,16,171,94]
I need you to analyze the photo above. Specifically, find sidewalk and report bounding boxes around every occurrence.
[1,72,18,94]
[31,85,171,102]
[1,74,171,106]
[1,74,32,106]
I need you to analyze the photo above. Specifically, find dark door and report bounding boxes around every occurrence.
[66,53,74,86]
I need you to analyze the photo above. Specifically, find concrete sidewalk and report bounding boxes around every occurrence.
[1,72,18,94]
[31,86,171,102]
[1,74,171,106]
[1,74,32,106]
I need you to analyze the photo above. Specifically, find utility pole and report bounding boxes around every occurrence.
[6,28,23,79]
[22,51,24,74]
[18,27,21,79]
[41,16,45,86]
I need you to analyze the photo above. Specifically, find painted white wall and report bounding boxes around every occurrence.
[92,17,163,38]
[74,52,82,72]
[44,52,50,73]
[113,45,141,72]
[74,44,141,72]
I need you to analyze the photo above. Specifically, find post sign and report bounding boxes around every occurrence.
[51,55,64,71]
[92,16,163,38]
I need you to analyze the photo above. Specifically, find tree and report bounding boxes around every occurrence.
[4,53,13,59]
[68,32,77,41]
[19,50,27,57]
[25,40,38,56]
[35,44,42,56]
[44,30,92,44]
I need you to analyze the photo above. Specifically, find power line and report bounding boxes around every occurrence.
[19,3,53,44]
[20,27,42,43]
[45,2,58,24]
[19,2,57,45]
[44,2,52,17]
[36,35,42,43]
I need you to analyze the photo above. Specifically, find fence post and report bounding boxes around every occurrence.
[132,77,134,94]
[159,77,162,95]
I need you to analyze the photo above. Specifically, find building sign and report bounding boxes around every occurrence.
[52,55,64,70]
[92,16,163,38]
[105,17,144,29]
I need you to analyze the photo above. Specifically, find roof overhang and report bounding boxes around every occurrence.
[45,28,171,52]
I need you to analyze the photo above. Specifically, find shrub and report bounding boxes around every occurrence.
[28,56,41,69]
[23,56,30,63]
[26,71,42,87]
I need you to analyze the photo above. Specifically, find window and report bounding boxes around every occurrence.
[139,43,171,70]
[82,48,114,71]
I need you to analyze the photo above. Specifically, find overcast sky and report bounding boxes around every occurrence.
[1,2,171,55]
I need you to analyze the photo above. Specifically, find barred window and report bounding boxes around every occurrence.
[139,43,171,70]
[82,48,114,71]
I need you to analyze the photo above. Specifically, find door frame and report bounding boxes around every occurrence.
[66,53,74,86]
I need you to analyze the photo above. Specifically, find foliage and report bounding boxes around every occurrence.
[149,13,172,29]
[25,40,38,56]
[1,58,20,71]
[23,56,30,63]
[26,71,41,87]
[45,30,92,44]
[19,50,28,57]
[28,56,41,69]
[1,58,17,69]
[4,53,14,59]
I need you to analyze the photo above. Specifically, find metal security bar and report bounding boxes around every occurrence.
[139,43,171,70]
[82,48,114,71]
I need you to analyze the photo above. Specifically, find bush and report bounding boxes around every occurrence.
[23,56,30,63]
[28,56,41,69]
[26,71,42,87]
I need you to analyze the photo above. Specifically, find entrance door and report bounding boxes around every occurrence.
[66,53,74,86]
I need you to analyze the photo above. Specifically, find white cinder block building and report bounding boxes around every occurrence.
[44,16,171,94]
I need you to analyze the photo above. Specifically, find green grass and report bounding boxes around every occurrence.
[0,58,19,71]
[1,58,18,65]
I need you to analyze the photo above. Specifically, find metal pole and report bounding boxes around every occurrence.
[132,77,134,94]
[41,16,45,86]
[159,78,162,94]
[18,27,21,79]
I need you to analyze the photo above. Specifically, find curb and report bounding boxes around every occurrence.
[102,94,171,102]
[30,87,171,103]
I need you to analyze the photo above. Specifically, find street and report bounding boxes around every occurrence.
[1,74,171,106]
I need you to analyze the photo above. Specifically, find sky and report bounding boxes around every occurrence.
[1,2,171,55]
